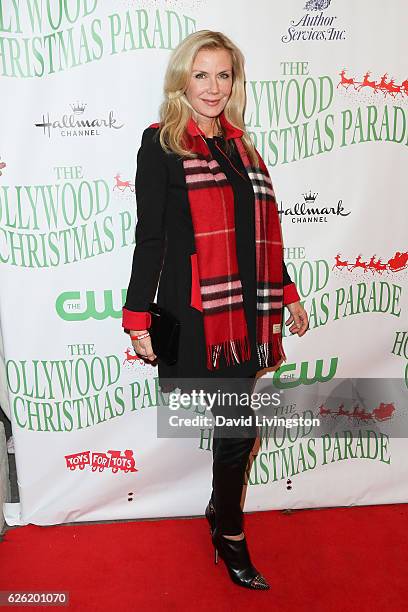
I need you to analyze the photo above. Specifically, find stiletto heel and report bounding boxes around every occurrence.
[206,499,219,564]
[211,527,270,590]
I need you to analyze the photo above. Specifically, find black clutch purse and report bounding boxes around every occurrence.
[148,302,180,365]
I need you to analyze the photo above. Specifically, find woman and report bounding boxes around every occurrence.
[122,30,308,590]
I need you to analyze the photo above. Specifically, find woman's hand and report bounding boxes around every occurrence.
[285,301,309,336]
[130,329,157,363]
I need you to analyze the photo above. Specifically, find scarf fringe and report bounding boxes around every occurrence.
[257,334,287,368]
[277,334,287,362]
[206,335,251,370]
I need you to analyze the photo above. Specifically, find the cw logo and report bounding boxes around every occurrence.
[273,357,338,388]
[56,289,127,321]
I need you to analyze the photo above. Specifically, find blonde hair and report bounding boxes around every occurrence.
[157,30,259,166]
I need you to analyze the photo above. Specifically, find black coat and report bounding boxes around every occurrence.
[123,127,297,386]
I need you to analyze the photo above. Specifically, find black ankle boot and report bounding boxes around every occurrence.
[212,527,270,590]
[204,499,216,535]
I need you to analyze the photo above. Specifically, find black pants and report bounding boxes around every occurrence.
[209,373,258,535]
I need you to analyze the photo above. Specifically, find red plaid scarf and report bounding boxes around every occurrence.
[180,112,287,371]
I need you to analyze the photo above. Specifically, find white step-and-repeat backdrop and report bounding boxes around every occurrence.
[1,0,407,525]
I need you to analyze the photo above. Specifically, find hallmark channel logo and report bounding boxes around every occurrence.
[65,449,138,473]
[35,101,124,138]
[282,0,346,44]
[278,191,351,223]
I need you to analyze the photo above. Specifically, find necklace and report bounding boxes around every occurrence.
[213,139,250,183]
[200,134,250,182]
[202,128,223,138]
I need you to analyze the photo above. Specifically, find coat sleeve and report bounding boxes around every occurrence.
[282,261,300,305]
[122,127,168,331]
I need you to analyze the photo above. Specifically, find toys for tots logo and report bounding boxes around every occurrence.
[65,449,138,473]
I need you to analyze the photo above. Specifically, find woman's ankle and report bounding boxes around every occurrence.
[222,532,244,541]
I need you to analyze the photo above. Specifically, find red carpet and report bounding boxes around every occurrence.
[1,504,407,611]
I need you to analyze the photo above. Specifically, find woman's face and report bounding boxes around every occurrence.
[185,47,233,125]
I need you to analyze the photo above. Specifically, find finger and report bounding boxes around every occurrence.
[298,315,309,335]
[136,351,157,362]
[133,341,157,361]
[289,312,304,334]
[285,314,294,326]
[132,345,149,359]
[295,313,308,336]
[292,314,302,329]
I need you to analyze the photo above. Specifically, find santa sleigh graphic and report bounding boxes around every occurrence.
[372,402,395,422]
[318,402,395,422]
[333,251,408,274]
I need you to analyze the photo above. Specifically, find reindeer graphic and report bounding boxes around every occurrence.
[356,71,378,93]
[332,253,349,270]
[338,70,408,98]
[113,173,135,192]
[123,348,146,366]
[366,255,387,274]
[376,73,400,97]
[338,69,358,91]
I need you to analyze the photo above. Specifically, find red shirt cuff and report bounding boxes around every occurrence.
[122,308,151,331]
[283,283,300,305]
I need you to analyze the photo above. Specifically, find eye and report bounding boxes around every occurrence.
[219,73,231,79]
[194,73,206,79]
